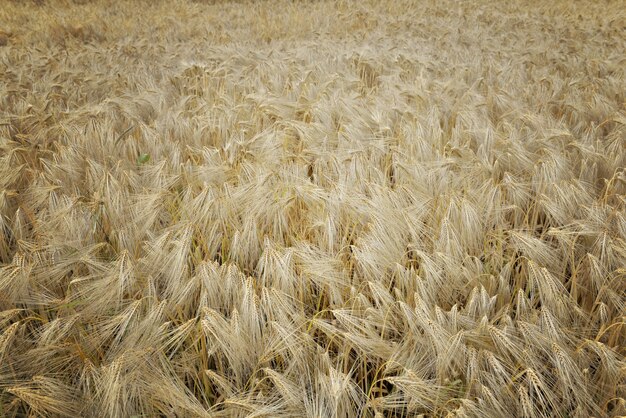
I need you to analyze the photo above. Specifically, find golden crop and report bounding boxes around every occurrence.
[0,0,624,416]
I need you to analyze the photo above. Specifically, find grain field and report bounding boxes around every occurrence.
[0,0,625,416]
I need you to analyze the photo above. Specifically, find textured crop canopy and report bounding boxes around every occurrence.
[0,0,624,417]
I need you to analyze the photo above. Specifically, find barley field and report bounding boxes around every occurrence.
[0,0,625,416]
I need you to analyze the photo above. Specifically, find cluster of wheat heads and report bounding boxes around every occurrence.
[1,0,625,416]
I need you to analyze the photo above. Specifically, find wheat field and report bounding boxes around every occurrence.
[0,0,625,416]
